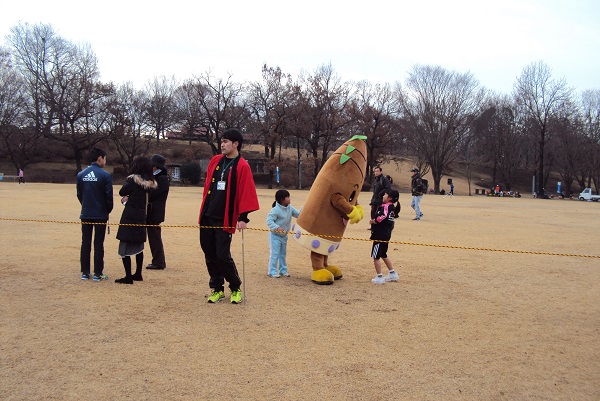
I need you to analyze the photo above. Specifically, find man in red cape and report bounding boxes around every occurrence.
[198,129,259,304]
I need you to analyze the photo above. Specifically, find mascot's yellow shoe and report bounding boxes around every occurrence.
[325,265,343,280]
[312,269,335,285]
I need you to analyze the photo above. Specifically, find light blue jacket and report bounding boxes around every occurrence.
[266,203,300,236]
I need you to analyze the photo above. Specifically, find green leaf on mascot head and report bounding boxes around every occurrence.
[340,153,351,164]
[348,134,367,142]
[345,145,356,154]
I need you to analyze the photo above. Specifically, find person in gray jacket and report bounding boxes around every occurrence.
[76,148,113,281]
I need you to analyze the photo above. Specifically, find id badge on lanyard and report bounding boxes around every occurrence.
[218,169,227,190]
[218,156,236,191]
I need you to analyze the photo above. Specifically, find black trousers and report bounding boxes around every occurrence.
[147,224,166,268]
[199,215,241,292]
[80,219,107,275]
[370,203,380,220]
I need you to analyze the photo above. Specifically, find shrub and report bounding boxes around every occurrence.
[180,161,202,185]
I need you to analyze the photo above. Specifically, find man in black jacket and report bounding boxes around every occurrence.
[146,154,170,270]
[369,166,391,220]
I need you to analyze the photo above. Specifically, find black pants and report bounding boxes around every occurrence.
[199,215,241,292]
[147,224,166,268]
[81,219,107,275]
[370,203,380,220]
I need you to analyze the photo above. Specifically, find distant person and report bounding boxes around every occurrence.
[146,154,170,271]
[76,148,113,281]
[369,190,400,284]
[18,168,25,184]
[198,129,260,304]
[450,182,454,195]
[369,166,391,222]
[410,168,424,221]
[266,189,300,278]
[115,157,157,284]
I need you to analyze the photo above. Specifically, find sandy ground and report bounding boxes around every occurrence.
[1,182,599,400]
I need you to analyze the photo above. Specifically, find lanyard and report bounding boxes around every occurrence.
[220,156,238,181]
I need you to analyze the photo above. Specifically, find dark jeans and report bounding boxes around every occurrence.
[80,219,107,275]
[370,203,380,220]
[199,215,241,292]
[147,224,166,268]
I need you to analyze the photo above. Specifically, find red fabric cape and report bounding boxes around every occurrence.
[198,154,259,233]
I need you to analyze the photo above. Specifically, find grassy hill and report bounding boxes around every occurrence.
[0,140,555,196]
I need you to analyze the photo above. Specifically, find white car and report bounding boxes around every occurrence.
[578,188,600,201]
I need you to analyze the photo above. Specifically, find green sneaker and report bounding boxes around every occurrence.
[207,290,225,303]
[230,290,242,304]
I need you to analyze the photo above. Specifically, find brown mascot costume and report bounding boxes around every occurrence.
[292,135,367,284]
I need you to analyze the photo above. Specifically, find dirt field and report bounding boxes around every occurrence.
[1,182,599,400]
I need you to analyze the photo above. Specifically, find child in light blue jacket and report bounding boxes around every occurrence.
[266,190,300,277]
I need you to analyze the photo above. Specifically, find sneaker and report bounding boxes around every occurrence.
[267,273,281,278]
[81,273,90,280]
[412,217,420,221]
[93,274,109,281]
[371,275,385,284]
[207,290,225,304]
[384,272,399,282]
[281,272,290,277]
[230,290,242,304]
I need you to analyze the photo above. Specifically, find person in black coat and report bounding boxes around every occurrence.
[369,165,391,220]
[146,154,170,270]
[115,157,157,284]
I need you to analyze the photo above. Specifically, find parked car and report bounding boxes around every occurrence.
[578,188,600,201]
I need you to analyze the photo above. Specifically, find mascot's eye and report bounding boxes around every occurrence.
[348,190,356,202]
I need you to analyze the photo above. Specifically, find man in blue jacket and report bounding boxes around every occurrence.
[76,148,114,281]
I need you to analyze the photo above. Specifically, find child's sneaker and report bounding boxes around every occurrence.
[267,273,281,278]
[371,275,385,284]
[384,272,399,282]
[93,274,109,281]
[81,273,90,280]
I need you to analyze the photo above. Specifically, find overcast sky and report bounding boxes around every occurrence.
[1,0,598,94]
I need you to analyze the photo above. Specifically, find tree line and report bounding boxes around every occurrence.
[1,22,599,195]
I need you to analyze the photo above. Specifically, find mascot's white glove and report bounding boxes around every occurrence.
[347,204,364,224]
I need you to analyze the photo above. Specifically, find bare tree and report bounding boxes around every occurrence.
[173,79,206,144]
[400,65,485,193]
[189,72,247,155]
[0,47,40,170]
[247,65,293,188]
[513,61,573,197]
[146,75,177,144]
[106,82,152,171]
[7,22,109,172]
[301,64,355,177]
[580,89,600,191]
[352,80,402,181]
[473,95,527,190]
[552,112,585,194]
